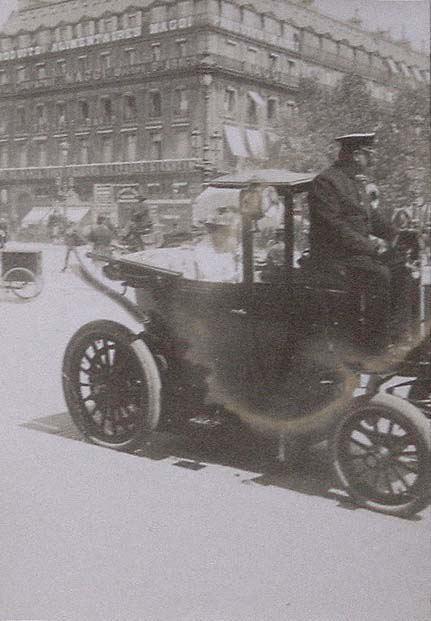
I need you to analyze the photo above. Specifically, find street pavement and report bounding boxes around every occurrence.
[0,243,430,621]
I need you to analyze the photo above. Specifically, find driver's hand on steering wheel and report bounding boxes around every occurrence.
[369,235,388,255]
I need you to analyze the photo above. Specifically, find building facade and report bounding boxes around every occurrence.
[0,0,429,225]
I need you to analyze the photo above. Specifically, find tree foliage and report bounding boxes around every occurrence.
[270,74,430,217]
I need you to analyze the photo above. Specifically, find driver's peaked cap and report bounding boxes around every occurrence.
[335,132,376,152]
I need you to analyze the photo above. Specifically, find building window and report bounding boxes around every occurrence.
[78,139,89,164]
[123,132,137,161]
[149,91,162,117]
[286,100,297,117]
[147,183,161,195]
[267,98,277,121]
[0,145,8,168]
[17,66,27,83]
[36,64,46,80]
[224,88,236,114]
[100,53,111,72]
[0,108,8,133]
[124,48,136,66]
[247,47,258,65]
[101,97,113,123]
[58,140,69,166]
[150,134,162,160]
[151,43,161,62]
[79,100,90,123]
[293,32,300,52]
[176,39,187,58]
[269,53,278,70]
[16,142,28,167]
[16,106,26,129]
[56,59,66,76]
[172,182,188,196]
[287,60,296,74]
[56,102,66,128]
[173,88,188,116]
[100,134,113,162]
[127,14,138,28]
[246,94,258,123]
[80,21,88,36]
[78,55,88,75]
[35,104,47,130]
[0,70,8,85]
[123,95,137,120]
[172,130,190,158]
[104,18,114,33]
[35,141,47,166]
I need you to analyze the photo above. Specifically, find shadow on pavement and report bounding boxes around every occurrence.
[21,411,358,512]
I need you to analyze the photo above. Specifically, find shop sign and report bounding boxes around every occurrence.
[94,184,114,203]
[0,27,141,63]
[149,16,193,35]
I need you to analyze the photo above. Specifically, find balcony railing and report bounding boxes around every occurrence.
[5,52,300,94]
[0,158,200,181]
[300,44,408,88]
[2,45,421,102]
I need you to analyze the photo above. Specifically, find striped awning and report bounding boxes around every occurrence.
[224,125,249,158]
[65,206,90,223]
[246,129,266,159]
[247,91,265,107]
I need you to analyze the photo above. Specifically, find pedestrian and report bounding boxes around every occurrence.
[120,198,153,252]
[0,214,8,248]
[87,214,114,260]
[307,132,398,352]
[61,222,87,272]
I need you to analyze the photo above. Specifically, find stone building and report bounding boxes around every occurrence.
[0,0,428,227]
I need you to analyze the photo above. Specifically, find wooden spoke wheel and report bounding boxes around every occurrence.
[330,393,431,517]
[62,320,161,451]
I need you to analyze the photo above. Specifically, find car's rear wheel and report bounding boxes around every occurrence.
[330,393,431,517]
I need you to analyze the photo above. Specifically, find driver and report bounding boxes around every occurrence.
[308,132,396,352]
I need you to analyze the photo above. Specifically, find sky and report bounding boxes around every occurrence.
[0,0,429,51]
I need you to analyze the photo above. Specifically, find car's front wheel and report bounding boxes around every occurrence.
[62,320,161,451]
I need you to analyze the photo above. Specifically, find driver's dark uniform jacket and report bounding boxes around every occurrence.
[308,159,397,349]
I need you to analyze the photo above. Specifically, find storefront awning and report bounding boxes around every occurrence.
[386,58,400,74]
[246,128,266,159]
[21,207,53,226]
[224,125,249,158]
[247,90,265,107]
[65,207,90,223]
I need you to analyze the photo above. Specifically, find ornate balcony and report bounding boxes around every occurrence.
[0,158,200,182]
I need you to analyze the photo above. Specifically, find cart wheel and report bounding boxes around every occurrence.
[330,393,431,517]
[62,320,161,451]
[3,267,43,300]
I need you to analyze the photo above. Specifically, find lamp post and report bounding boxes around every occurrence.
[57,139,70,219]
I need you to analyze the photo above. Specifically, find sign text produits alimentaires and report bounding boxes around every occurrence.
[0,16,195,63]
[0,27,142,63]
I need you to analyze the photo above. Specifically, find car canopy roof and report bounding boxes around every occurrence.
[210,169,316,193]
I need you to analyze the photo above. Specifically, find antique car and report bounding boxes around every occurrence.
[62,169,431,518]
